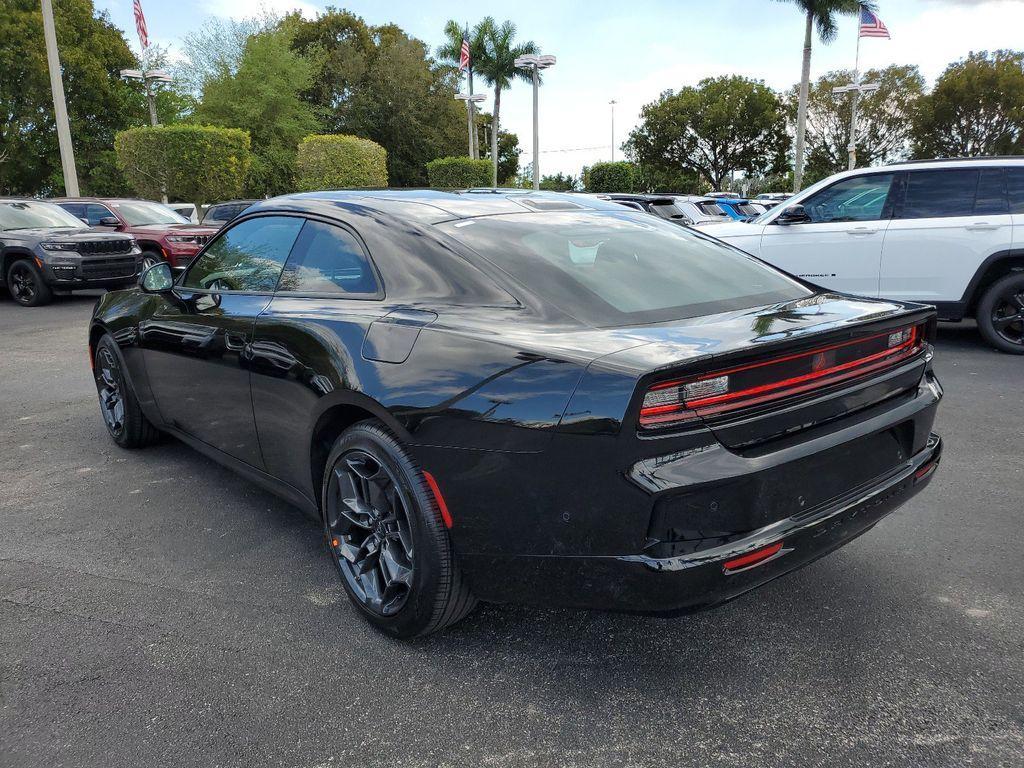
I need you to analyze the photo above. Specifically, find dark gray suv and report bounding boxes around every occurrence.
[0,199,140,306]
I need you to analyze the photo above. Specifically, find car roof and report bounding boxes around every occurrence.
[245,189,627,224]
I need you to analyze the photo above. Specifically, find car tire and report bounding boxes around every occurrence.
[322,421,477,638]
[6,258,53,307]
[93,334,162,448]
[976,272,1024,354]
[140,252,164,272]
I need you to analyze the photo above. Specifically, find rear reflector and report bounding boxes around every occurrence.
[723,541,784,573]
[640,323,925,428]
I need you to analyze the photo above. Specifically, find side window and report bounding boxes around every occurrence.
[899,169,979,219]
[802,174,894,223]
[277,220,380,296]
[85,204,115,225]
[183,216,303,292]
[974,168,1008,215]
[1005,167,1024,213]
[60,203,85,220]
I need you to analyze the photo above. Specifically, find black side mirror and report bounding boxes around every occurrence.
[98,216,121,227]
[777,204,811,225]
[139,261,174,294]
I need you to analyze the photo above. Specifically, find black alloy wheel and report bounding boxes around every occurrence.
[326,449,416,616]
[977,273,1024,354]
[7,259,53,307]
[95,345,126,438]
[322,422,477,638]
[92,334,162,448]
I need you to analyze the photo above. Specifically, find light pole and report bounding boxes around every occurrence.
[609,99,617,162]
[832,80,879,170]
[120,68,173,127]
[455,92,486,160]
[40,0,79,196]
[514,54,557,191]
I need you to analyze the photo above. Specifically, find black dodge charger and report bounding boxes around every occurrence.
[89,190,943,638]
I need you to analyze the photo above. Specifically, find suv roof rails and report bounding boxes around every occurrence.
[890,156,1024,165]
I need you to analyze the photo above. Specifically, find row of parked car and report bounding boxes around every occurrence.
[0,196,256,306]
[595,158,1024,353]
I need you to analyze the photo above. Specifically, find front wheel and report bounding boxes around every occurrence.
[322,422,476,638]
[139,252,163,272]
[7,259,53,307]
[93,334,162,448]
[976,272,1024,354]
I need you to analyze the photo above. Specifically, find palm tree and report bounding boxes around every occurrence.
[474,18,537,187]
[780,0,868,192]
[437,20,490,159]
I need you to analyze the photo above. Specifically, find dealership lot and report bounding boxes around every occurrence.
[1,292,1022,767]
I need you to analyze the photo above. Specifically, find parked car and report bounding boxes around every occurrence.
[700,158,1024,353]
[594,193,696,223]
[756,192,792,203]
[666,195,732,226]
[54,198,218,272]
[169,203,199,223]
[0,199,140,306]
[716,198,767,220]
[90,190,942,637]
[202,200,258,229]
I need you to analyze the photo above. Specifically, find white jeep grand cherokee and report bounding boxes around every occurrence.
[701,158,1024,353]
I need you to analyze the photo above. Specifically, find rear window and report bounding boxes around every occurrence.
[437,211,810,326]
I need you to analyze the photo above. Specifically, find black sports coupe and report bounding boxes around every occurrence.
[89,190,943,638]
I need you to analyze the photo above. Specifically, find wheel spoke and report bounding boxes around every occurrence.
[992,313,1023,329]
[380,539,413,586]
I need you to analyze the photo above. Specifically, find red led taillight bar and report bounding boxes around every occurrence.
[640,324,925,428]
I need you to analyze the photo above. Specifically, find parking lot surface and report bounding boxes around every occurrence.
[1,291,1022,768]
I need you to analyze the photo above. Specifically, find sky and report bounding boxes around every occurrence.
[94,0,1024,177]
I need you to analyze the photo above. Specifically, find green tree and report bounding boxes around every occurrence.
[585,161,638,192]
[194,26,318,196]
[295,134,387,190]
[426,157,492,187]
[776,0,868,191]
[115,125,251,210]
[474,112,521,184]
[912,51,1024,158]
[290,11,464,186]
[437,19,489,159]
[539,172,579,192]
[791,65,925,184]
[0,0,146,195]
[625,77,791,191]
[473,19,537,187]
[172,10,282,97]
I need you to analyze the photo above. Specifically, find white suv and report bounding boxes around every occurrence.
[701,158,1024,353]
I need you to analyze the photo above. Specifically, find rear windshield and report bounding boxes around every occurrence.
[437,211,810,326]
[695,201,727,217]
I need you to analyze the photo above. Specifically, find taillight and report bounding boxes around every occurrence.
[640,323,925,428]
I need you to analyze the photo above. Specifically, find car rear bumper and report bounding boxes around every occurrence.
[460,433,941,613]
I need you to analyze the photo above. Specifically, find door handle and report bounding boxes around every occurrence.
[845,227,876,235]
[965,222,1001,231]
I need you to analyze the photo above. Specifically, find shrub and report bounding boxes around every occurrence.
[426,156,492,188]
[296,134,387,190]
[585,161,639,193]
[115,125,251,209]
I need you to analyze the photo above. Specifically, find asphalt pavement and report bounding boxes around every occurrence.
[1,291,1022,768]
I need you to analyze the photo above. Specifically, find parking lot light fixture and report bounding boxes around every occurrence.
[514,54,557,191]
[455,92,487,160]
[120,67,174,127]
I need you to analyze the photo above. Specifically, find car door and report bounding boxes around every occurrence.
[1003,167,1024,249]
[248,218,390,494]
[758,172,896,297]
[139,215,304,467]
[879,167,1014,303]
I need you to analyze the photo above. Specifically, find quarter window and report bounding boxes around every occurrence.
[802,174,894,223]
[1005,167,1024,213]
[277,220,380,295]
[182,216,303,292]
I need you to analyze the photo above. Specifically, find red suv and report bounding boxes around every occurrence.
[54,198,218,271]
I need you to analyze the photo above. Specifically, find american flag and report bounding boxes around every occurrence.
[459,35,470,71]
[859,6,890,39]
[133,0,149,49]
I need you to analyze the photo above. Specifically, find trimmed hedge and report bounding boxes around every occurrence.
[114,125,251,208]
[426,156,492,188]
[585,161,639,193]
[296,134,387,190]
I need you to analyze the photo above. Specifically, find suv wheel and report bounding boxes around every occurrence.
[977,272,1024,354]
[322,422,477,638]
[140,252,163,272]
[7,259,53,307]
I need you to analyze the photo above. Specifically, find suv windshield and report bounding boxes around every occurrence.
[0,201,85,231]
[438,211,810,326]
[110,200,189,226]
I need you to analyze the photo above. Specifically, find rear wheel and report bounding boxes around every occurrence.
[976,273,1024,354]
[7,259,53,307]
[93,334,161,448]
[322,422,476,638]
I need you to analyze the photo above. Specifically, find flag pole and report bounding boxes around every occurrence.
[847,15,862,171]
[466,24,477,160]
